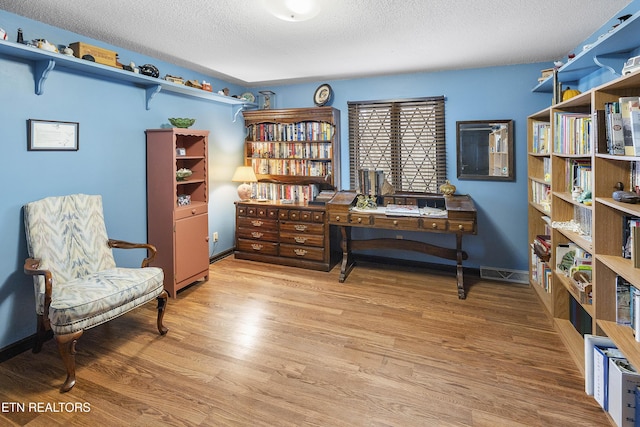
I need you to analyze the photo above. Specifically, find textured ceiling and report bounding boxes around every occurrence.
[0,0,633,87]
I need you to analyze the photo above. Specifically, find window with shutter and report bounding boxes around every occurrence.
[348,96,446,193]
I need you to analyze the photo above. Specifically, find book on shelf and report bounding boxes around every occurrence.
[570,294,592,336]
[617,276,632,326]
[628,97,640,156]
[622,216,640,260]
[633,286,640,343]
[604,101,625,155]
[585,334,615,395]
[593,344,625,410]
[620,96,639,156]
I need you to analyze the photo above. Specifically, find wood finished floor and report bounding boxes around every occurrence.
[0,257,609,426]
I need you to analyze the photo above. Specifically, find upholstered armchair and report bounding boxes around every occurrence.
[23,194,168,392]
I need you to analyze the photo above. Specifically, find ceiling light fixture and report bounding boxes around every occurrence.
[261,0,321,22]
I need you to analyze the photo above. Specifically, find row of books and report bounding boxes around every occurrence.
[358,169,385,196]
[568,159,592,194]
[251,183,319,202]
[248,141,333,160]
[603,97,640,156]
[553,111,592,155]
[530,234,551,293]
[531,181,551,211]
[251,158,332,177]
[247,122,333,142]
[531,120,551,154]
[586,335,640,427]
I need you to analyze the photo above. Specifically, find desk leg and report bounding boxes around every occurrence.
[338,225,354,283]
[456,233,466,299]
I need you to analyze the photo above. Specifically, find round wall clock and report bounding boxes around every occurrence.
[313,83,333,106]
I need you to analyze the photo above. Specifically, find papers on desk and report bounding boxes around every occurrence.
[385,204,447,217]
[349,205,447,217]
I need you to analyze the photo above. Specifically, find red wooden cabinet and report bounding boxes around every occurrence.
[146,128,210,297]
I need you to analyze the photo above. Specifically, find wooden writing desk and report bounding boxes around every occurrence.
[327,191,477,299]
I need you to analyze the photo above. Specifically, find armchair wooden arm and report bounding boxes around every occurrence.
[107,239,158,267]
[24,257,53,331]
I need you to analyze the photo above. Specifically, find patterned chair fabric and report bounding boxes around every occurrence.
[23,193,168,392]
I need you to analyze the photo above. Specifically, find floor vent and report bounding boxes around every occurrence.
[480,266,528,284]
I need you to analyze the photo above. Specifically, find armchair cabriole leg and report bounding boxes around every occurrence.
[56,330,83,393]
[156,290,169,335]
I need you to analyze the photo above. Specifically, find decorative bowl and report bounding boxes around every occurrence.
[176,168,193,181]
[169,118,196,128]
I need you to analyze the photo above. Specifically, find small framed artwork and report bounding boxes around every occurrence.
[27,119,79,151]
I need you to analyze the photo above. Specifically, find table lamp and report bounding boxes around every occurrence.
[232,166,257,200]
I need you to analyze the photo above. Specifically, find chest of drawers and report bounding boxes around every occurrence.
[235,201,337,271]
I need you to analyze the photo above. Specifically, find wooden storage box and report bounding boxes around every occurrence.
[69,42,117,67]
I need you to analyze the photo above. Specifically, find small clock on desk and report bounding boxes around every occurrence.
[313,83,333,106]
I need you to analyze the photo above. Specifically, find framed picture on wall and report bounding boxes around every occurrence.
[27,119,79,151]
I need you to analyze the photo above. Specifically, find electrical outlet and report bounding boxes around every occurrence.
[213,232,219,242]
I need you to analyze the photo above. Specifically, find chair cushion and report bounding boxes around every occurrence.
[43,267,164,335]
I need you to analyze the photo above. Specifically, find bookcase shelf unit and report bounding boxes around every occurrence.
[527,70,640,378]
[242,107,341,202]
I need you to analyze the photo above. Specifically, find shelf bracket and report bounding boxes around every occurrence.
[593,53,628,77]
[233,105,246,122]
[145,85,162,110]
[34,59,55,95]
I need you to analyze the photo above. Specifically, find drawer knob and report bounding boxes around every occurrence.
[251,220,264,227]
[294,236,308,243]
[335,215,341,221]
[357,217,362,223]
[251,232,264,238]
[432,223,437,229]
[294,224,308,231]
[191,209,197,215]
[251,243,263,251]
[458,224,464,230]
[294,249,308,256]
[393,220,398,226]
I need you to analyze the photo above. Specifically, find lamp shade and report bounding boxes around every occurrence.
[232,166,257,201]
[232,166,257,183]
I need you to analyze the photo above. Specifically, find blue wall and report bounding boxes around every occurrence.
[3,5,628,349]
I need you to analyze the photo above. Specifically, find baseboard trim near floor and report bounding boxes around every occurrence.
[0,331,52,363]
[210,248,234,264]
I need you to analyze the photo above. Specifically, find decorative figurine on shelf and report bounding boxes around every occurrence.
[0,27,7,40]
[356,194,377,210]
[439,180,456,196]
[571,186,583,200]
[16,28,25,44]
[613,181,640,203]
[62,46,74,56]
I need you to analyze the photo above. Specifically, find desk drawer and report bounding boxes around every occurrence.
[280,221,324,234]
[349,214,373,225]
[237,239,278,255]
[237,227,279,242]
[422,218,448,231]
[280,232,324,247]
[280,244,325,261]
[374,216,420,230]
[237,217,277,231]
[448,220,476,233]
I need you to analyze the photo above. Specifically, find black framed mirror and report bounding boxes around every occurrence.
[456,120,514,181]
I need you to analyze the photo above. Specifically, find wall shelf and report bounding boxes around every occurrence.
[532,10,640,93]
[0,39,256,111]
